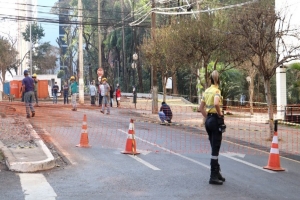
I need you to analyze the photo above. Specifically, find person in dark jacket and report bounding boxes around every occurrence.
[158,101,173,125]
[63,81,69,104]
[110,85,114,107]
[22,70,35,118]
[52,82,59,104]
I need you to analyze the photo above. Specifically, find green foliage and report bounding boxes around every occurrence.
[287,64,300,103]
[33,42,58,74]
[0,37,18,80]
[289,63,300,71]
[110,31,118,48]
[22,23,45,44]
[57,70,65,78]
[219,68,244,100]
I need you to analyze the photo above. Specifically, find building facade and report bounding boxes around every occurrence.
[17,0,37,75]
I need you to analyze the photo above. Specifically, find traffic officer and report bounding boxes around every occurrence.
[199,70,226,185]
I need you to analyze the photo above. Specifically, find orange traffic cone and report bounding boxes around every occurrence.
[122,119,140,155]
[263,120,284,171]
[76,114,91,148]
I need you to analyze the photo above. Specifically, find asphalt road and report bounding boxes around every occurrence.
[1,107,300,200]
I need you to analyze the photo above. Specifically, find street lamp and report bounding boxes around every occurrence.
[132,53,138,86]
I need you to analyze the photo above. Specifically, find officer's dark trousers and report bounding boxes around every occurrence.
[205,115,222,156]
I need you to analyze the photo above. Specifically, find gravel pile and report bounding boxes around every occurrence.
[0,107,36,149]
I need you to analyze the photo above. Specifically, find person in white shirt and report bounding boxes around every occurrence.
[100,78,111,114]
[89,81,97,106]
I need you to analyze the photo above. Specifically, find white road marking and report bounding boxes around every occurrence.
[118,129,279,173]
[19,173,57,200]
[118,129,210,169]
[221,152,245,158]
[128,155,161,170]
[220,153,276,174]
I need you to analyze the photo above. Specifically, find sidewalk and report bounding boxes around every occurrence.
[0,104,55,172]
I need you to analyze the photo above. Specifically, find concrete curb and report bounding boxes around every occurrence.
[0,122,55,173]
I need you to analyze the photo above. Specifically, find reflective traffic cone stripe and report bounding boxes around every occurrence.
[76,114,91,148]
[128,119,135,134]
[263,131,284,171]
[122,119,139,155]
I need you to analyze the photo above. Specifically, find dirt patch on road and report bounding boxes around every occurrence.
[0,102,71,171]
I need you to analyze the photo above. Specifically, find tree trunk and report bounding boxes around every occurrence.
[249,77,254,115]
[264,78,274,139]
[137,58,144,92]
[0,69,4,101]
[162,74,166,102]
[172,71,178,95]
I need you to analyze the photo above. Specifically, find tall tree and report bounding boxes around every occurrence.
[230,0,300,138]
[0,36,18,100]
[32,42,59,74]
[22,23,45,45]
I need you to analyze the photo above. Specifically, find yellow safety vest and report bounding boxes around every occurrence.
[201,85,223,113]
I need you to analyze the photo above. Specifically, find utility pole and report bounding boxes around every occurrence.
[29,22,32,75]
[121,0,126,90]
[78,0,84,104]
[132,0,136,87]
[151,0,158,114]
[98,0,102,70]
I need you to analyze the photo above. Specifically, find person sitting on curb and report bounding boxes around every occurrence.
[158,101,173,125]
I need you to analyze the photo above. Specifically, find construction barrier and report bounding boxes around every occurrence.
[263,120,285,171]
[1,102,300,156]
[122,119,140,155]
[76,114,91,148]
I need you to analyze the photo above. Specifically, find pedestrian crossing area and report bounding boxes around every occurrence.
[19,173,57,200]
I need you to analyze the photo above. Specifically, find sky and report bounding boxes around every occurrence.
[275,0,300,64]
[0,0,299,76]
[37,0,58,47]
[0,0,58,46]
[0,0,299,54]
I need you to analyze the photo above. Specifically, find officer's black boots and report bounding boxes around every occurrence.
[217,162,226,182]
[209,159,223,185]
[218,169,225,182]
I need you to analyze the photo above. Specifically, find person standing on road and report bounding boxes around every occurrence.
[158,102,173,125]
[199,70,226,185]
[89,81,97,106]
[22,70,35,118]
[110,85,114,107]
[32,73,39,106]
[20,85,25,102]
[52,82,59,104]
[116,85,121,107]
[98,81,103,107]
[70,76,78,111]
[100,78,110,114]
[63,81,69,104]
